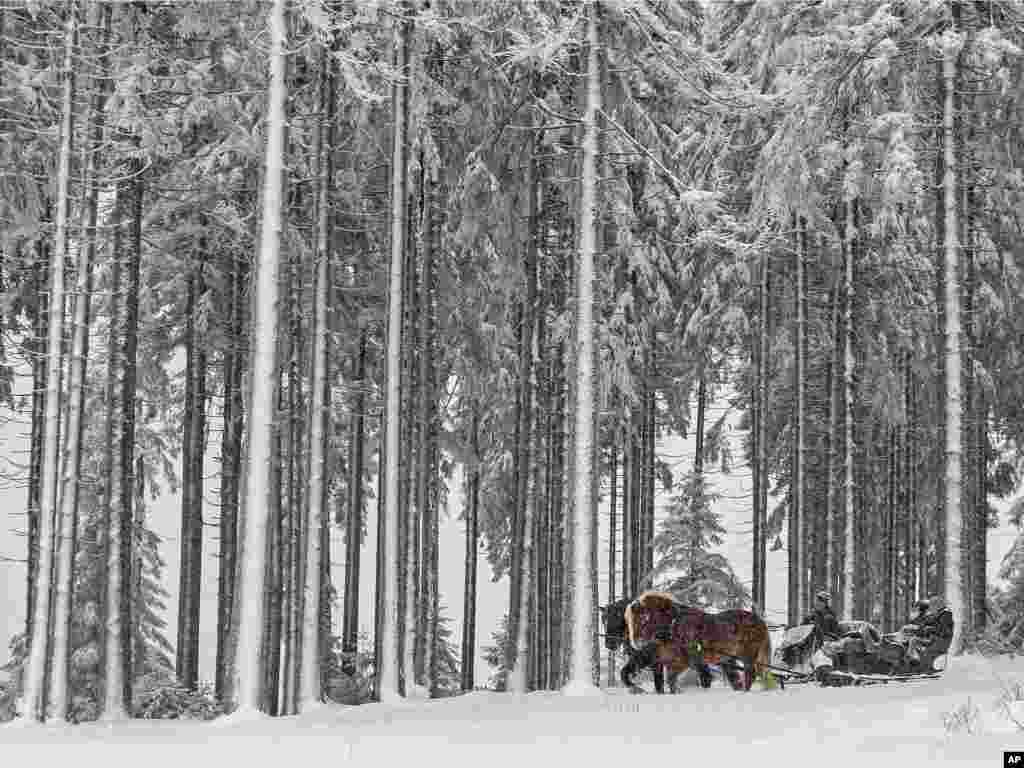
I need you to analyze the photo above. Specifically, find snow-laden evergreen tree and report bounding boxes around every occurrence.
[652,473,748,609]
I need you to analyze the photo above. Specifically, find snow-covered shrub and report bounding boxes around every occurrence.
[482,615,510,691]
[942,698,980,735]
[965,626,1019,657]
[326,670,374,705]
[0,634,27,722]
[324,633,375,705]
[0,680,14,722]
[70,693,100,724]
[134,681,222,721]
[995,680,1024,730]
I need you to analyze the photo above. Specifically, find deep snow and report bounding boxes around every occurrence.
[3,654,1024,766]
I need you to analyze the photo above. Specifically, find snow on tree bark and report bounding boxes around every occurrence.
[563,1,600,696]
[756,253,770,613]
[22,1,76,722]
[298,36,334,712]
[217,252,246,702]
[26,241,47,651]
[378,3,410,703]
[940,25,964,654]
[795,218,807,620]
[101,187,126,720]
[842,194,856,621]
[232,0,287,715]
[507,119,539,695]
[460,404,480,692]
[51,0,111,714]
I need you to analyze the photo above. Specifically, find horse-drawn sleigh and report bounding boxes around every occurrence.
[601,590,951,692]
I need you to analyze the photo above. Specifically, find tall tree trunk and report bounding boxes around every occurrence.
[264,351,285,714]
[644,371,656,588]
[217,253,246,701]
[25,241,47,650]
[909,383,918,610]
[693,371,707,584]
[282,219,303,715]
[842,197,857,620]
[791,218,807,625]
[635,408,645,592]
[607,428,617,686]
[414,146,432,691]
[22,2,75,721]
[534,277,551,690]
[751,313,761,612]
[100,191,126,721]
[460,405,480,692]
[117,160,144,707]
[178,250,206,692]
[178,268,196,683]
[825,281,840,598]
[756,252,770,613]
[343,331,366,672]
[549,323,566,685]
[299,38,334,709]
[940,21,963,653]
[377,3,410,703]
[54,1,112,717]
[401,193,419,696]
[621,420,632,599]
[884,427,896,631]
[974,393,987,633]
[420,170,440,696]
[508,118,539,694]
[564,0,599,695]
[232,0,287,714]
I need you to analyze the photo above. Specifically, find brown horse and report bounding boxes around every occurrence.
[603,594,712,693]
[612,591,771,692]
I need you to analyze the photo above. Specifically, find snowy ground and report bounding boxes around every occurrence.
[3,655,1024,766]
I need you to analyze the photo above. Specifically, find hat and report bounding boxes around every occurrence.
[914,599,929,610]
[815,590,831,603]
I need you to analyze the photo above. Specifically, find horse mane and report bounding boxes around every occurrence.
[636,591,676,610]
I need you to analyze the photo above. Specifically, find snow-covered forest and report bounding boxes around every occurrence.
[2,0,1024,753]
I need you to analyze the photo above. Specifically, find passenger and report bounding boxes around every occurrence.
[907,599,929,630]
[802,590,842,642]
[906,594,954,667]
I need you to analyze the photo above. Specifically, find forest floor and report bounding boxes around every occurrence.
[2,654,1023,767]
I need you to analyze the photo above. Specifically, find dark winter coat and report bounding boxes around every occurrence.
[906,608,928,628]
[802,605,841,640]
[920,608,954,654]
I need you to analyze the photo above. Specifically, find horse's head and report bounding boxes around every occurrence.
[601,598,630,651]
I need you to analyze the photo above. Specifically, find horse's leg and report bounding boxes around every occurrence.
[653,665,665,694]
[723,657,742,690]
[743,657,755,691]
[667,668,682,694]
[622,652,647,694]
[699,665,713,689]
